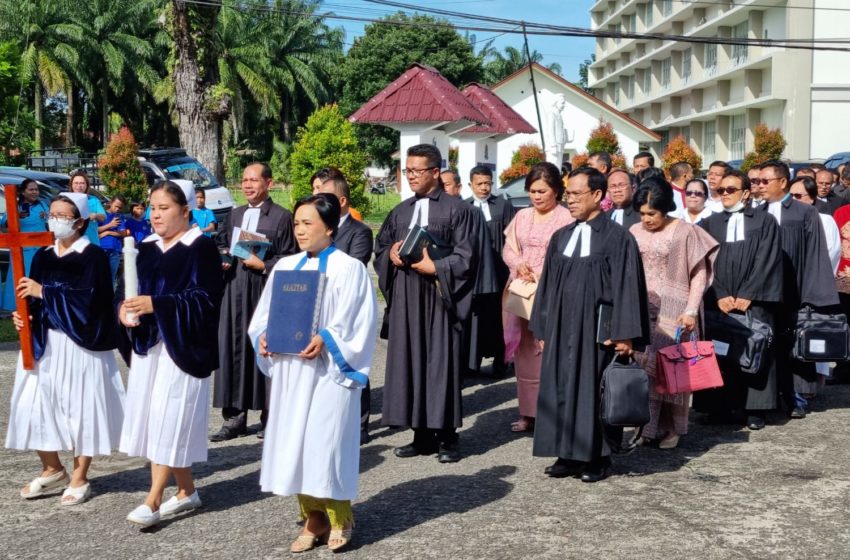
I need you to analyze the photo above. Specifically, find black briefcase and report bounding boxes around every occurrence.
[600,356,650,427]
[704,310,773,375]
[792,307,850,362]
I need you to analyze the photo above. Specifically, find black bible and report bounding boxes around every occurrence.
[398,225,452,264]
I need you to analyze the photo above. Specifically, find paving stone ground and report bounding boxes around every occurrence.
[1,334,849,559]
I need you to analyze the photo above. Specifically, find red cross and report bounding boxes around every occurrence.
[0,184,54,369]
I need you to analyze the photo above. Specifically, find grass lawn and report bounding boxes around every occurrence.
[0,317,19,343]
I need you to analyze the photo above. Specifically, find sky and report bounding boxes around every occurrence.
[322,0,598,82]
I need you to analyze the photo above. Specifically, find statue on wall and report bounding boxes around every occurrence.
[543,94,567,166]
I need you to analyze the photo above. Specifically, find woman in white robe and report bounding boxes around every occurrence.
[118,181,224,528]
[249,193,377,553]
[5,193,124,506]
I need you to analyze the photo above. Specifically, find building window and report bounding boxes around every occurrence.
[661,0,672,17]
[659,129,671,153]
[613,86,620,105]
[644,1,654,28]
[643,68,652,95]
[626,75,635,101]
[661,58,672,91]
[730,114,746,160]
[732,21,749,66]
[682,48,692,85]
[703,120,716,162]
[623,14,636,34]
[704,43,717,76]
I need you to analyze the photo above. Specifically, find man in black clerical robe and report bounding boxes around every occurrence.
[694,170,783,430]
[531,167,648,482]
[603,169,640,229]
[317,174,374,443]
[211,163,297,441]
[757,161,839,419]
[465,165,515,375]
[376,144,478,464]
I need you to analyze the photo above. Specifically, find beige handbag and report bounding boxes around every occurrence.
[504,278,537,320]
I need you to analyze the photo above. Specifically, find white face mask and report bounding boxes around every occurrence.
[48,217,78,239]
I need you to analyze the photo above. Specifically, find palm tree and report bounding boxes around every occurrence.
[484,45,562,85]
[0,0,85,149]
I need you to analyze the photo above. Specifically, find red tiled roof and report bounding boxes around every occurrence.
[490,63,661,141]
[349,63,491,127]
[459,83,537,135]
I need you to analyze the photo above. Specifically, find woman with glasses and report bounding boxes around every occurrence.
[502,162,574,433]
[679,178,714,225]
[694,170,783,430]
[789,177,841,273]
[6,193,125,506]
[0,179,50,312]
[630,177,718,449]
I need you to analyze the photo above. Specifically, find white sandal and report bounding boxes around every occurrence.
[20,469,69,499]
[60,482,91,506]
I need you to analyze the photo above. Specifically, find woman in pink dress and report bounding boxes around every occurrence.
[630,177,718,449]
[503,162,574,433]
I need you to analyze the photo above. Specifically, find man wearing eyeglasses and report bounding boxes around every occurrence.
[758,160,839,420]
[815,169,846,215]
[747,165,764,207]
[531,166,648,483]
[376,144,479,464]
[604,169,640,228]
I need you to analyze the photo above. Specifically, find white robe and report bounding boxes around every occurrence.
[818,213,841,274]
[248,248,377,500]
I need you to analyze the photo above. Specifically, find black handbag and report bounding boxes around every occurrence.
[704,310,773,375]
[792,307,850,362]
[600,356,650,428]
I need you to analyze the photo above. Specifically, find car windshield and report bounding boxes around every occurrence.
[163,161,218,189]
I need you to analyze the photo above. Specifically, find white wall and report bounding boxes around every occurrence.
[810,101,850,159]
[812,0,850,85]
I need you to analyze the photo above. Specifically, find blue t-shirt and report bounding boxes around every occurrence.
[84,195,106,246]
[192,207,216,237]
[126,216,151,246]
[99,211,127,252]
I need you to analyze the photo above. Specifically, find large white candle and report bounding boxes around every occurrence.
[123,236,139,325]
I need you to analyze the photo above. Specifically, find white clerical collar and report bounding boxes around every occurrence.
[610,208,624,225]
[564,222,591,257]
[144,226,202,252]
[767,193,791,225]
[339,212,350,227]
[725,205,746,242]
[473,197,492,221]
[51,235,90,256]
[408,197,429,228]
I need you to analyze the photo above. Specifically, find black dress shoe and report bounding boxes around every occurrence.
[360,429,370,445]
[437,442,461,463]
[209,425,247,442]
[256,429,265,440]
[580,467,610,483]
[746,415,766,430]
[393,443,437,458]
[545,459,583,478]
[790,407,807,419]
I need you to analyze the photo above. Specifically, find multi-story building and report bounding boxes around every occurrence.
[588,0,850,164]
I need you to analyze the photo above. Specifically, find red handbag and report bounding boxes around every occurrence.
[656,328,724,395]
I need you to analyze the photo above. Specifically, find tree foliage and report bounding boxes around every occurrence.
[98,125,147,203]
[498,143,544,186]
[289,105,371,215]
[586,119,621,155]
[742,124,787,172]
[338,12,484,167]
[482,45,562,84]
[661,135,702,175]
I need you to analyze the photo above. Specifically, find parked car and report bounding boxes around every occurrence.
[824,152,850,170]
[0,174,54,276]
[788,159,826,178]
[495,176,530,209]
[137,148,234,223]
[0,166,109,205]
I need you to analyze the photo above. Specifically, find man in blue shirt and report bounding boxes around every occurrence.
[192,190,216,237]
[98,195,127,286]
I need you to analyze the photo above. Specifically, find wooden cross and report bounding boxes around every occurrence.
[0,184,54,369]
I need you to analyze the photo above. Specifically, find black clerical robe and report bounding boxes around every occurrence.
[117,231,224,378]
[376,188,478,429]
[334,213,373,267]
[214,200,297,408]
[604,205,640,229]
[817,192,846,216]
[29,243,117,360]
[694,207,783,411]
[759,196,839,403]
[530,213,648,462]
[465,194,516,369]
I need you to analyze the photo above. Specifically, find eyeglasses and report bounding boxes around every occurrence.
[607,183,631,191]
[48,214,76,221]
[564,190,594,201]
[790,193,808,200]
[403,167,437,178]
[685,190,706,198]
[750,177,780,186]
[713,187,742,195]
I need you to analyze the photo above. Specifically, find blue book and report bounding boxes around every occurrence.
[266,270,327,355]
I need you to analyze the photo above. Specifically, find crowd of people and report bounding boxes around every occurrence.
[3,142,849,552]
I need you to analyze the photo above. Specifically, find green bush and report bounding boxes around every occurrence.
[270,138,293,185]
[290,104,370,215]
[98,126,147,203]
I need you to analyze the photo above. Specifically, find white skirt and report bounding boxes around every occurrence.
[119,342,209,468]
[4,329,125,457]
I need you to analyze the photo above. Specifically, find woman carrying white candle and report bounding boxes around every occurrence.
[118,180,223,528]
[5,193,125,506]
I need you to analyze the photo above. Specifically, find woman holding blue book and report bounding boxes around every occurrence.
[248,193,377,553]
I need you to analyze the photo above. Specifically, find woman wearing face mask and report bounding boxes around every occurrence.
[694,169,784,430]
[249,194,376,553]
[0,179,50,311]
[630,177,718,449]
[5,193,125,506]
[118,180,224,529]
